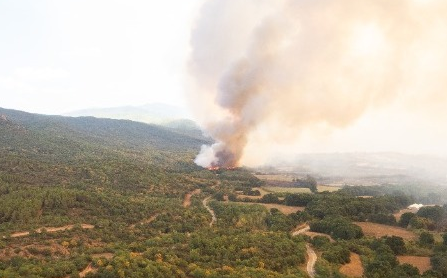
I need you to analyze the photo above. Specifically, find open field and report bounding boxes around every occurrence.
[397,256,431,273]
[259,203,305,214]
[236,187,270,200]
[262,186,311,194]
[340,253,364,277]
[229,202,305,215]
[354,222,417,240]
[255,174,294,181]
[316,185,341,192]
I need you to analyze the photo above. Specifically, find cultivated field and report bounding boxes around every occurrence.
[354,222,417,240]
[339,253,364,277]
[397,256,431,273]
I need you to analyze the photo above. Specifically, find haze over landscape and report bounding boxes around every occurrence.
[1,1,447,277]
[2,0,447,167]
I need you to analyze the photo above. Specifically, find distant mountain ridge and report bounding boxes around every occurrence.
[64,103,195,126]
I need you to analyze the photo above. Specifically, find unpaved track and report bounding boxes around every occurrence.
[129,214,159,229]
[292,224,310,236]
[183,189,201,208]
[203,197,216,227]
[306,244,317,278]
[10,224,94,238]
[292,224,316,278]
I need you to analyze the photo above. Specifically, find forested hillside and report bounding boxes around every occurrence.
[1,107,447,278]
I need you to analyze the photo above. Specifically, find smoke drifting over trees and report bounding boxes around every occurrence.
[189,0,447,168]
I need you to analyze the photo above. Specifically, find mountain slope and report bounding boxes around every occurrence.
[0,107,210,190]
[64,103,192,124]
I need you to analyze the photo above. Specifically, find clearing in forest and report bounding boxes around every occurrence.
[397,256,431,273]
[339,253,364,277]
[354,222,417,240]
[183,189,201,208]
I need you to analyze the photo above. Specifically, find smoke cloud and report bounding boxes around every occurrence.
[189,0,447,168]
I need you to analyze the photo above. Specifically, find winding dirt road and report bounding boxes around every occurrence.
[292,224,317,278]
[202,197,217,227]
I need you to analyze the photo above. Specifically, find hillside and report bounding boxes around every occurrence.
[64,103,193,125]
[1,107,446,278]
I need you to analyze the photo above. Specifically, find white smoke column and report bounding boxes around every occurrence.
[189,0,447,168]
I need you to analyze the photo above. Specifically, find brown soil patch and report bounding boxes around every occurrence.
[79,263,96,278]
[398,256,431,273]
[129,214,159,229]
[340,253,364,277]
[183,189,201,208]
[354,222,416,240]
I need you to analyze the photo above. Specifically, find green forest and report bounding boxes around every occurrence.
[1,107,447,278]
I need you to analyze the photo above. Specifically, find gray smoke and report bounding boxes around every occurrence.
[189,0,447,168]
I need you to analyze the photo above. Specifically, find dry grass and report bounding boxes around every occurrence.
[229,201,304,215]
[262,186,312,194]
[259,203,305,214]
[354,222,417,240]
[317,185,341,192]
[255,174,294,181]
[340,253,364,278]
[236,187,270,200]
[397,256,431,273]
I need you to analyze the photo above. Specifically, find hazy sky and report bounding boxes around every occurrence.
[2,0,447,160]
[0,0,202,115]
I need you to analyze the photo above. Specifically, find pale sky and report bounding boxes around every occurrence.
[2,0,447,159]
[0,0,203,115]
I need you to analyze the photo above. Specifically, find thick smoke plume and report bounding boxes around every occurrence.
[189,0,447,168]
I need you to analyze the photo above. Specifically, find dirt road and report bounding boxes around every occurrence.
[183,189,201,208]
[129,214,159,229]
[10,224,94,238]
[202,197,217,227]
[306,244,317,278]
[292,224,310,236]
[292,225,317,277]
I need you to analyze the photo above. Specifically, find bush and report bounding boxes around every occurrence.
[419,232,434,247]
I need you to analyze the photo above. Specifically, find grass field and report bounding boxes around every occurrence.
[397,256,431,273]
[229,202,305,215]
[255,174,294,181]
[339,253,364,278]
[262,186,312,194]
[255,174,341,193]
[354,222,417,240]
